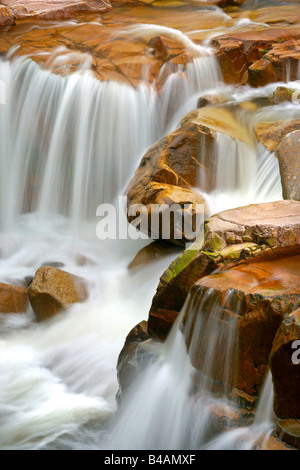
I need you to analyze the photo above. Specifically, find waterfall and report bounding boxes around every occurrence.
[0,24,289,450]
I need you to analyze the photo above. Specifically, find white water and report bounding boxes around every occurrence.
[0,27,295,448]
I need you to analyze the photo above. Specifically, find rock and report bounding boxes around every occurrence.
[0,5,15,26]
[0,283,29,313]
[273,86,300,104]
[254,433,295,450]
[126,106,251,245]
[276,130,300,201]
[28,266,87,321]
[1,0,111,20]
[276,419,300,449]
[255,119,300,153]
[184,252,300,397]
[197,94,229,108]
[212,29,300,87]
[148,200,300,341]
[269,309,300,419]
[117,320,157,399]
[128,240,180,270]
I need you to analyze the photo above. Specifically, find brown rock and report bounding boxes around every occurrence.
[28,266,87,321]
[276,130,300,201]
[128,240,180,270]
[0,283,28,313]
[117,320,154,398]
[148,200,300,341]
[269,309,300,419]
[255,119,300,153]
[184,253,300,397]
[127,107,251,245]
[273,86,300,104]
[213,29,300,87]
[276,418,300,449]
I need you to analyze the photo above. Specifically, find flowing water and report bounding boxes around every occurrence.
[0,3,299,450]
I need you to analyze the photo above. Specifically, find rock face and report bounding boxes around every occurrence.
[148,201,300,341]
[0,0,111,20]
[276,130,300,201]
[126,107,251,245]
[0,283,29,313]
[269,309,300,419]
[28,266,87,321]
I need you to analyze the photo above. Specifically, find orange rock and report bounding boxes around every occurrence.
[1,0,112,20]
[0,283,28,314]
[0,5,15,26]
[254,119,300,153]
[28,266,87,321]
[185,252,300,398]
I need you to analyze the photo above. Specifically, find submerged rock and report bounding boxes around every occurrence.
[0,282,28,314]
[28,266,87,321]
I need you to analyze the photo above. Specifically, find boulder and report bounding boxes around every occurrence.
[0,283,28,314]
[269,309,300,419]
[126,107,251,246]
[128,240,180,270]
[148,201,300,341]
[276,419,300,449]
[28,266,87,321]
[276,130,300,201]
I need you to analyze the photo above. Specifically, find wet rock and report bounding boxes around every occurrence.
[276,419,300,449]
[269,309,300,419]
[254,433,295,450]
[0,282,29,313]
[197,94,229,108]
[255,119,300,153]
[128,240,180,270]
[185,253,300,397]
[273,86,300,104]
[1,0,111,20]
[117,320,158,399]
[0,5,15,26]
[28,266,87,321]
[212,29,300,87]
[148,200,300,341]
[126,107,251,246]
[276,130,300,201]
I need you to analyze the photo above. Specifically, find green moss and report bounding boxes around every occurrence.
[161,236,203,284]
